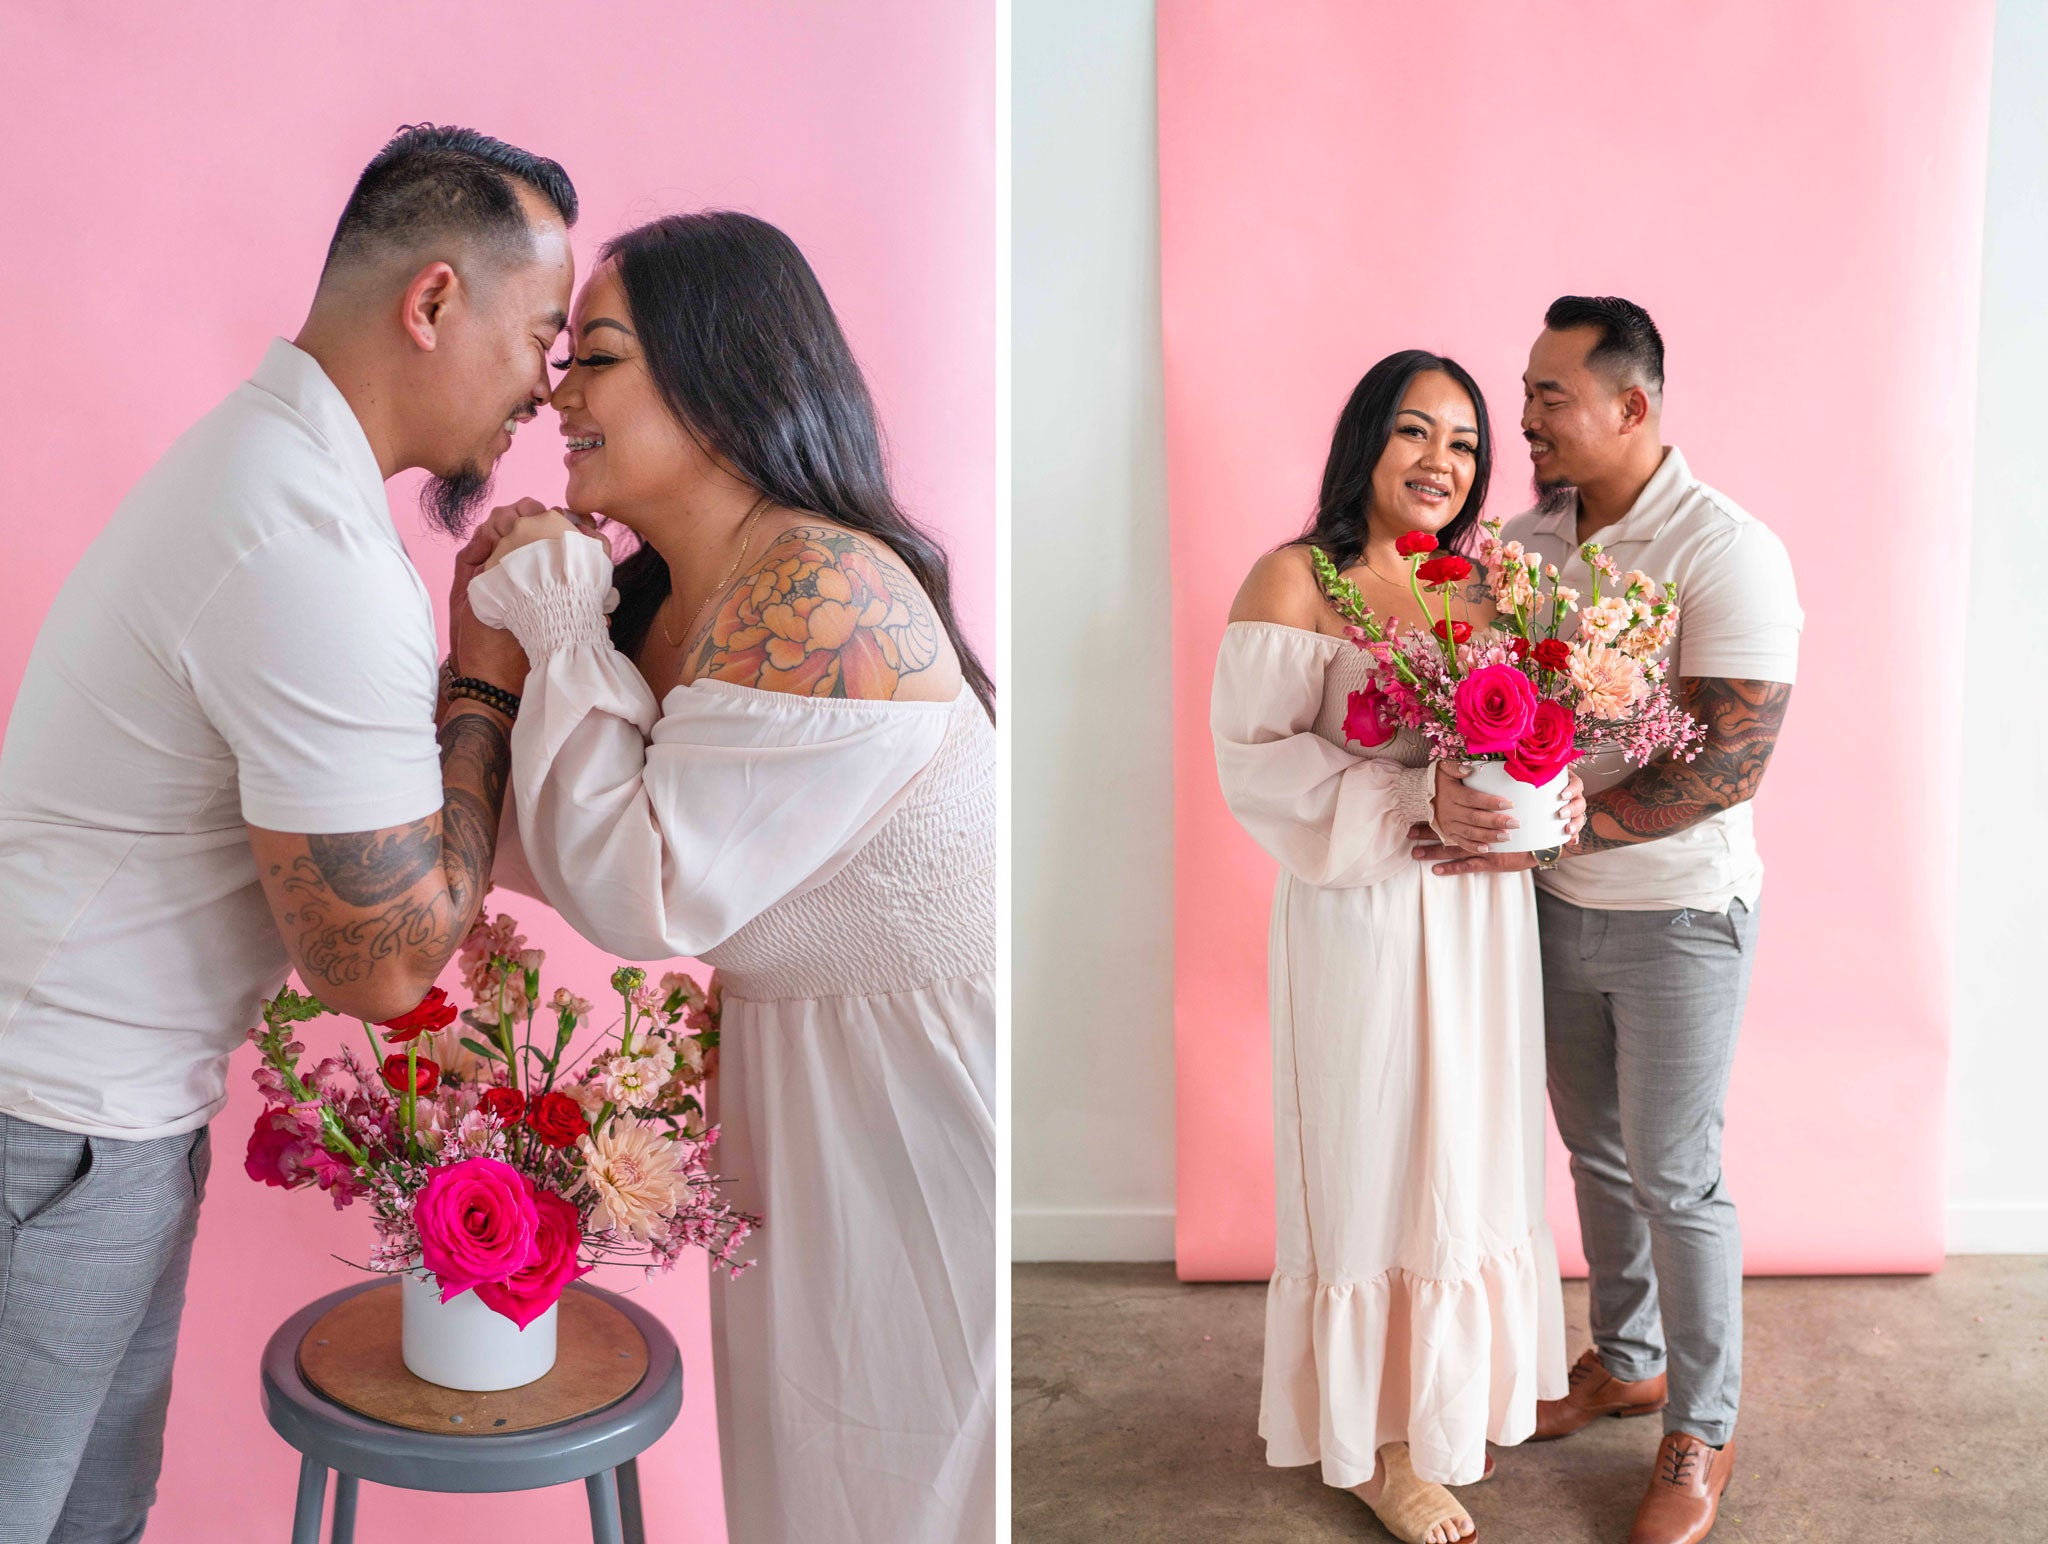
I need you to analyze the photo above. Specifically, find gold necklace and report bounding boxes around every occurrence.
[660,497,773,649]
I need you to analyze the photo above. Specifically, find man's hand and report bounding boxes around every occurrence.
[1408,828,1540,876]
[450,500,547,678]
[483,509,596,572]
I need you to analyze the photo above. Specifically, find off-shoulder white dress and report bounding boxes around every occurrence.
[470,535,995,1544]
[1212,621,1566,1488]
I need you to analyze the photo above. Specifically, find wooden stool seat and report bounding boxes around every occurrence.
[260,1280,682,1544]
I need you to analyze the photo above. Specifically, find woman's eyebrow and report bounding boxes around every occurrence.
[580,317,635,339]
[1398,406,1477,434]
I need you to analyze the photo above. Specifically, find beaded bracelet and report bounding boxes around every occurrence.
[448,676,521,721]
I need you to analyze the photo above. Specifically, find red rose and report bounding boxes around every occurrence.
[526,1091,590,1149]
[1394,530,1437,557]
[1505,699,1580,786]
[378,986,458,1046]
[1343,684,1396,750]
[382,1054,440,1096]
[1508,636,1532,661]
[1432,620,1473,644]
[478,1086,527,1127]
[1532,637,1572,672]
[1415,554,1473,585]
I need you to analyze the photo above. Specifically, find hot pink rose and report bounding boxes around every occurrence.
[1452,663,1538,754]
[474,1188,593,1329]
[1343,683,1397,749]
[413,1156,541,1302]
[1505,699,1580,786]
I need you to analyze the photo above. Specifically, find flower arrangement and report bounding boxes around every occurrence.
[245,904,757,1329]
[1315,520,1704,781]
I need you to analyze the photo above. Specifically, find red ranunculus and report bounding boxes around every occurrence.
[1395,530,1437,557]
[1508,636,1532,661]
[1432,619,1474,644]
[526,1091,590,1149]
[1415,554,1473,586]
[474,1188,593,1329]
[381,1054,441,1096]
[1505,699,1581,786]
[1343,684,1397,749]
[378,986,458,1045]
[478,1086,527,1127]
[1532,637,1572,672]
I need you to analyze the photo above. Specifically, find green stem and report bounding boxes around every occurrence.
[403,1039,419,1159]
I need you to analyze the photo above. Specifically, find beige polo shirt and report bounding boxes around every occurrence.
[0,339,445,1139]
[1500,446,1801,913]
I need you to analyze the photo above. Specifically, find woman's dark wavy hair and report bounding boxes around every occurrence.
[1289,349,1493,570]
[602,211,993,719]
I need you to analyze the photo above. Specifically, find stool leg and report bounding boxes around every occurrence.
[290,1455,327,1544]
[585,1468,625,1544]
[617,1457,645,1544]
[330,1474,359,1544]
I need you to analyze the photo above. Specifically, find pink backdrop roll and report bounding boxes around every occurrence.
[0,4,993,1540]
[1161,0,1991,1281]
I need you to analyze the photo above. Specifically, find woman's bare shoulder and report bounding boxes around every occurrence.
[688,520,962,703]
[1228,543,1330,630]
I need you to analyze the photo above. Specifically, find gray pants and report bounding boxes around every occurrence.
[1536,889,1758,1447]
[0,1112,211,1544]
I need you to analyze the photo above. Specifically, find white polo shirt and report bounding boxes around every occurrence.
[1500,446,1801,913]
[0,339,444,1139]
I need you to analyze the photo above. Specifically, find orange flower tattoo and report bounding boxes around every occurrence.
[694,528,939,699]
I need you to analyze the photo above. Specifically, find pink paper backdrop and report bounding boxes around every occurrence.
[1161,1,1991,1281]
[0,3,993,1540]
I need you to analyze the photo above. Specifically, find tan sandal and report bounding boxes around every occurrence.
[1351,1443,1478,1544]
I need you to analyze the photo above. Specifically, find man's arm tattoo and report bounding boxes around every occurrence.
[273,705,512,993]
[435,705,511,922]
[1572,677,1792,855]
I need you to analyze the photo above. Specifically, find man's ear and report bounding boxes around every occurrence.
[399,261,459,351]
[1617,384,1652,436]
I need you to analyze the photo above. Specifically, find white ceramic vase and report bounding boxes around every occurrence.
[400,1270,558,1391]
[1461,760,1570,853]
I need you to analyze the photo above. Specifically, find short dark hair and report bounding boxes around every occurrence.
[1544,294,1664,397]
[321,124,577,280]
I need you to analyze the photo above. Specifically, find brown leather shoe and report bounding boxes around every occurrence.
[1628,1432,1735,1544]
[1530,1347,1668,1440]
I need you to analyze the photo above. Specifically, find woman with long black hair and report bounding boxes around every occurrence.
[1212,352,1579,1543]
[467,212,993,1544]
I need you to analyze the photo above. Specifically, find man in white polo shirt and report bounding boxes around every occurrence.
[0,125,575,1543]
[1417,298,1799,1544]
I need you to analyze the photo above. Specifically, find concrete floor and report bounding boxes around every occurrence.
[1014,1258,2048,1543]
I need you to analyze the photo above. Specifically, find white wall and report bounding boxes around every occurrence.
[1946,0,2048,1253]
[1012,0,1176,1259]
[1013,0,2048,1261]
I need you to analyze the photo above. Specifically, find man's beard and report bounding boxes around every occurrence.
[420,461,497,537]
[1532,473,1576,520]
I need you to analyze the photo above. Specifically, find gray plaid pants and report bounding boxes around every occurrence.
[1535,889,1758,1448]
[0,1112,211,1544]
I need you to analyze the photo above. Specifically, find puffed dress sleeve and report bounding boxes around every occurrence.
[468,533,951,960]
[1211,621,1438,889]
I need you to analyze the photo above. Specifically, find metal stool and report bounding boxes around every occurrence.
[260,1280,682,1544]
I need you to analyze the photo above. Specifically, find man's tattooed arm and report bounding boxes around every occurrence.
[1571,677,1792,855]
[248,700,513,1021]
